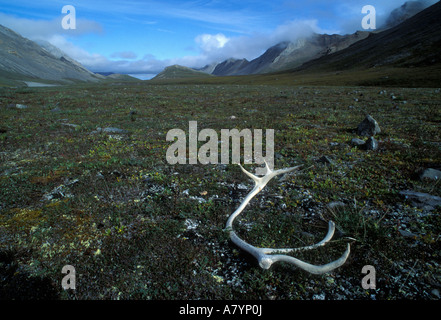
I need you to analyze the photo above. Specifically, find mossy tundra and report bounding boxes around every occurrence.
[0,83,440,299]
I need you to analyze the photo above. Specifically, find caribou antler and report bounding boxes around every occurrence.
[225,161,350,275]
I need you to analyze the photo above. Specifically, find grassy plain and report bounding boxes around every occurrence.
[0,80,440,299]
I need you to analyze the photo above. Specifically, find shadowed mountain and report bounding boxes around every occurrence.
[0,24,101,86]
[384,0,433,28]
[293,1,441,73]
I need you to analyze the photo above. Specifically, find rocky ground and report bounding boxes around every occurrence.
[0,83,440,300]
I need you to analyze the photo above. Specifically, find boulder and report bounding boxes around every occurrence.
[399,190,441,211]
[357,115,381,137]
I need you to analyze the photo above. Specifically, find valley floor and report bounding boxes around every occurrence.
[0,83,440,300]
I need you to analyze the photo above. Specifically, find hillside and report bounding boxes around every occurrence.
[191,1,435,78]
[151,64,214,80]
[0,24,101,86]
[292,1,441,73]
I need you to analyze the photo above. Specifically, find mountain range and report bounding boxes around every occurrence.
[294,0,441,73]
[191,0,438,77]
[0,0,439,86]
[198,31,371,76]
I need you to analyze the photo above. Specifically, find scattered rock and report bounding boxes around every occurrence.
[365,136,378,151]
[357,115,381,137]
[350,138,365,147]
[102,127,129,134]
[399,190,441,211]
[61,123,79,129]
[398,229,418,239]
[91,127,129,135]
[432,289,441,299]
[419,168,441,182]
[8,103,28,109]
[42,179,79,201]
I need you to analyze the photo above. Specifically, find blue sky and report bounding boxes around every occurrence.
[0,0,437,77]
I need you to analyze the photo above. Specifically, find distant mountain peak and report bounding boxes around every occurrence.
[152,64,213,80]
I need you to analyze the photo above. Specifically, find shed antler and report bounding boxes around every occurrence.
[226,161,350,274]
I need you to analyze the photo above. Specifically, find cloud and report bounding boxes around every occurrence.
[0,12,102,39]
[195,33,230,53]
[110,51,138,59]
[188,19,323,66]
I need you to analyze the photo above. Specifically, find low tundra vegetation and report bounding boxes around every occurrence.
[0,83,440,299]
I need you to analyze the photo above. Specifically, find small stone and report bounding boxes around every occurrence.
[419,168,441,182]
[8,103,28,109]
[102,127,128,134]
[365,136,378,150]
[61,123,79,128]
[398,229,417,239]
[350,138,366,147]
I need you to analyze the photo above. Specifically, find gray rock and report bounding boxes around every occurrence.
[365,136,378,150]
[432,289,440,299]
[90,127,129,135]
[398,229,417,239]
[399,190,441,210]
[102,127,128,134]
[357,115,381,137]
[8,103,28,109]
[61,123,79,128]
[419,168,441,181]
[350,138,365,147]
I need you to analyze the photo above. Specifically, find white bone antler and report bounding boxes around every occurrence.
[226,161,350,275]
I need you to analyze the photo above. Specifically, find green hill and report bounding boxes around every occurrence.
[151,65,214,81]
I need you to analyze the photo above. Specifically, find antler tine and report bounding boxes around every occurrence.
[225,162,350,274]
